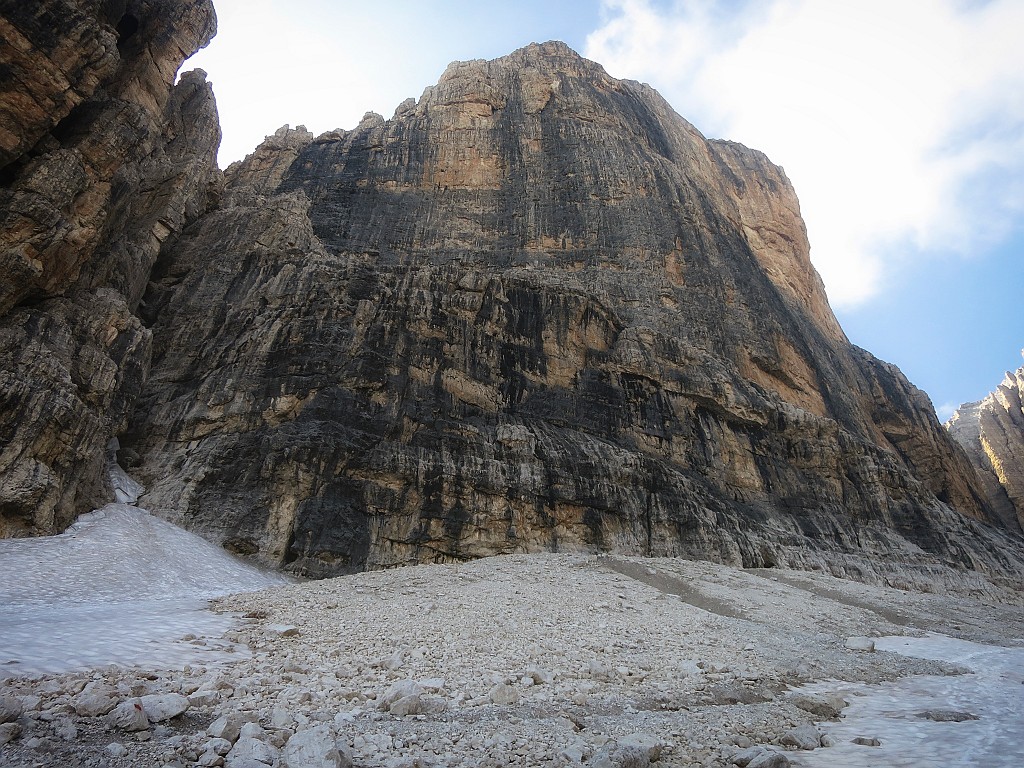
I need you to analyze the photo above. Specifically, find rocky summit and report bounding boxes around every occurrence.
[1,4,1023,585]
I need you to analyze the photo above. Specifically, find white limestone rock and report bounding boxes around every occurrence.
[226,734,279,766]
[106,699,149,732]
[140,692,189,722]
[105,742,128,758]
[780,724,821,750]
[0,695,23,723]
[488,682,520,706]
[0,722,21,745]
[378,679,423,710]
[74,691,118,717]
[208,712,260,743]
[281,724,353,768]
[747,752,791,768]
[845,636,876,652]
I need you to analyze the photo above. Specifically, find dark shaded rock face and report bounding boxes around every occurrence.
[0,0,219,535]
[116,42,1022,580]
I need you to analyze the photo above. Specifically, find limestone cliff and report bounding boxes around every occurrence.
[0,0,220,535]
[118,42,1022,581]
[1,14,1019,585]
[948,357,1024,534]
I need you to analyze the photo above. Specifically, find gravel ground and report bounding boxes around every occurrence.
[2,550,1023,767]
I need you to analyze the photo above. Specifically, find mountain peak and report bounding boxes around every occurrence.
[439,39,607,86]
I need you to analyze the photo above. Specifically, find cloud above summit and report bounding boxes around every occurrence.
[585,0,1024,307]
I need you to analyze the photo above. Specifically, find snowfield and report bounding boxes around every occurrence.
[0,503,288,678]
[795,634,1024,766]
[1,504,1023,767]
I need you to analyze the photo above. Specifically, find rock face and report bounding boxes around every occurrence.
[947,357,1024,534]
[1,17,1020,583]
[0,0,219,535]
[114,42,1021,579]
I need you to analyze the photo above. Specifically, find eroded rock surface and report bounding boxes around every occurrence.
[119,42,1023,580]
[1,12,1019,584]
[0,0,219,535]
[948,357,1024,533]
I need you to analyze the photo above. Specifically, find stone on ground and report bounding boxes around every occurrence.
[780,724,821,750]
[106,699,149,732]
[0,695,23,723]
[140,692,189,722]
[281,725,353,768]
[845,636,876,652]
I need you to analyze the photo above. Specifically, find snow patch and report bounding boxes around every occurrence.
[794,633,1024,767]
[0,504,289,678]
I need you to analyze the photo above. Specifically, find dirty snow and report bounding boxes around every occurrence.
[794,633,1024,767]
[0,503,288,678]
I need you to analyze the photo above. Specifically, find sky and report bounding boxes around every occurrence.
[183,0,1024,420]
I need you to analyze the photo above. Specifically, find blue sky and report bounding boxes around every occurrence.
[185,0,1023,419]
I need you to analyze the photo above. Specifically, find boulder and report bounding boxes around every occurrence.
[731,747,766,767]
[140,693,189,722]
[780,724,821,750]
[917,709,980,722]
[281,725,353,768]
[378,680,423,710]
[226,734,278,767]
[0,722,21,745]
[488,683,520,706]
[0,695,23,724]
[105,742,128,758]
[590,733,664,768]
[204,737,234,756]
[389,695,421,716]
[208,712,260,744]
[74,692,118,717]
[106,699,149,732]
[747,752,791,768]
[788,692,848,718]
[844,636,876,652]
[852,737,881,747]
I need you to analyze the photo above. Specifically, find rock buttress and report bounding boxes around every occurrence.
[0,0,220,535]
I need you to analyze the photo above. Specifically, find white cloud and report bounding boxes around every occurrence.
[585,0,1024,307]
[183,0,455,168]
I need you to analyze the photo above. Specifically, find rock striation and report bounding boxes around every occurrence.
[0,0,219,535]
[0,13,1021,584]
[947,356,1024,534]
[114,42,1021,580]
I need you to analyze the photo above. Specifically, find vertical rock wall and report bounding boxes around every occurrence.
[121,43,1023,580]
[1,16,1020,588]
[0,0,220,535]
